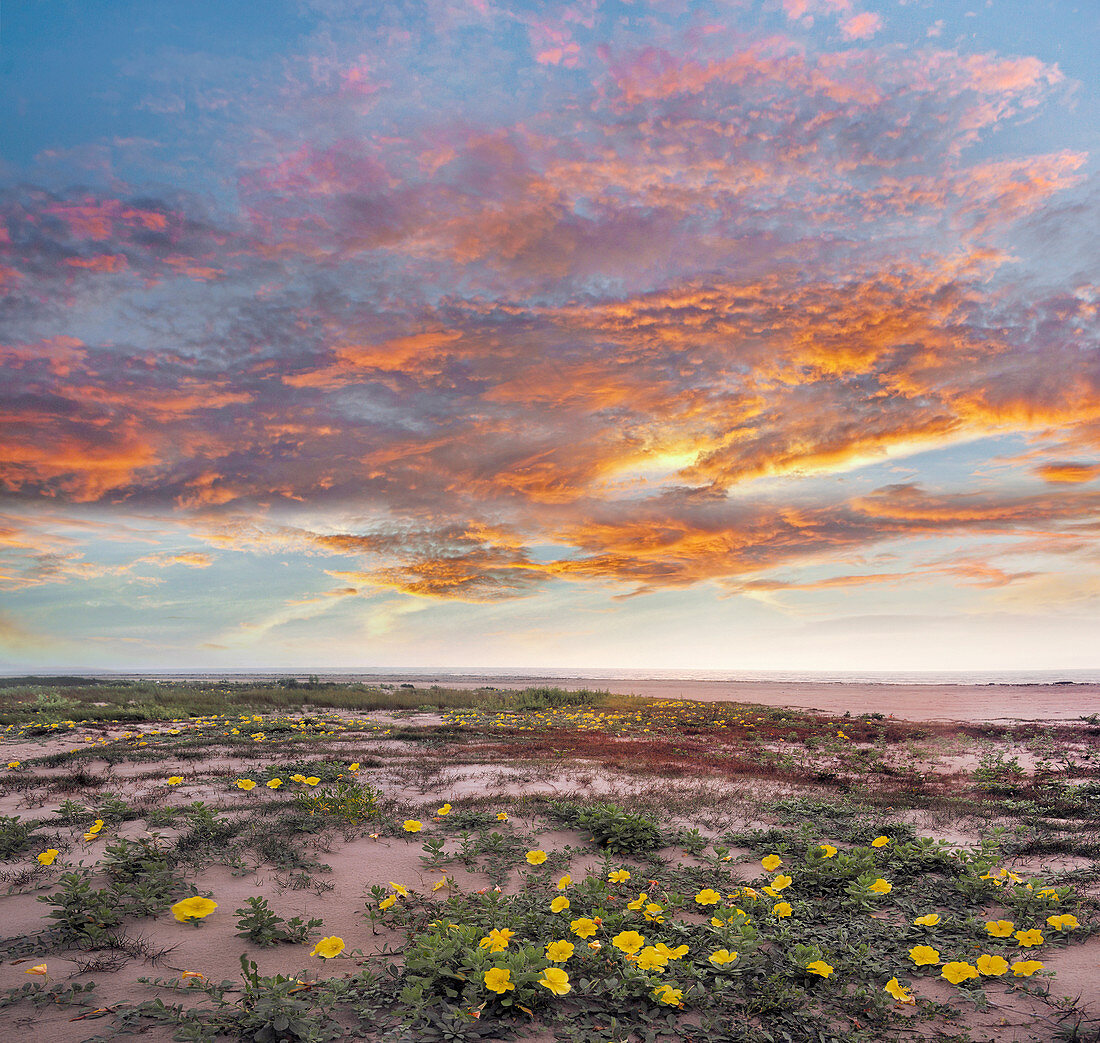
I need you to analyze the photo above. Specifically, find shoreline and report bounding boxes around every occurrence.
[5,671,1097,722]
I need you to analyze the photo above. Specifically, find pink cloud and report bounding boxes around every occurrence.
[840,12,882,40]
[960,53,1061,93]
[529,16,583,68]
[537,42,581,67]
[782,0,851,19]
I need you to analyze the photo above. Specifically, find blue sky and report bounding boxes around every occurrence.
[1,0,1097,671]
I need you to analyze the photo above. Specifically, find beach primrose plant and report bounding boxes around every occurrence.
[3,693,1096,1042]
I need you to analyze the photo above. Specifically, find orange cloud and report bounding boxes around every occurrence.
[45,199,168,239]
[135,551,214,569]
[1035,462,1100,484]
[65,254,128,273]
[283,329,465,388]
[0,426,161,502]
[852,484,1100,527]
[1,336,87,377]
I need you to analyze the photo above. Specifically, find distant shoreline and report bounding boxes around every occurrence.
[3,670,1098,722]
[3,667,1099,685]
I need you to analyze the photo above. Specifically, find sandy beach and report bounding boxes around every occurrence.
[0,680,1097,1040]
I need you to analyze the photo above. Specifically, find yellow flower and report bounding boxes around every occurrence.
[431,877,447,892]
[525,849,547,865]
[570,917,598,938]
[484,967,514,994]
[81,822,103,849]
[496,812,508,821]
[772,902,792,918]
[975,954,1009,976]
[869,878,892,895]
[608,869,631,883]
[770,874,792,891]
[588,940,602,950]
[167,776,183,786]
[644,903,664,922]
[819,844,837,858]
[171,896,218,922]
[1014,928,1043,947]
[652,984,683,1005]
[36,849,60,866]
[311,936,345,958]
[266,778,282,789]
[806,960,833,978]
[290,773,307,783]
[635,945,669,970]
[985,919,1014,937]
[941,961,979,985]
[1011,959,1044,977]
[235,779,256,790]
[389,882,409,896]
[550,896,570,913]
[403,820,422,833]
[871,836,889,848]
[546,940,575,962]
[694,888,721,906]
[378,895,396,910]
[913,913,941,927]
[884,977,914,1004]
[538,966,571,995]
[478,928,515,953]
[557,873,572,890]
[437,803,452,816]
[611,930,646,955]
[709,949,738,966]
[304,777,320,786]
[627,893,648,911]
[348,763,360,771]
[181,971,205,981]
[656,943,688,960]
[909,945,940,966]
[1046,913,1079,931]
[761,854,783,871]
[24,964,47,975]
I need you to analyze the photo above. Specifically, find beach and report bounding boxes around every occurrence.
[1,678,1097,1041]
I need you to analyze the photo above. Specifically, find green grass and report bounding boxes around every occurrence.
[0,679,638,725]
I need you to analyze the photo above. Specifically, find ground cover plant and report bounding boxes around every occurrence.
[0,680,1096,1041]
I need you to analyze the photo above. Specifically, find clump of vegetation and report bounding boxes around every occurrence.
[552,800,665,854]
[234,896,324,947]
[294,778,381,822]
[0,815,40,858]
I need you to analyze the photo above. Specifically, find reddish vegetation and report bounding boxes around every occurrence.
[463,728,836,784]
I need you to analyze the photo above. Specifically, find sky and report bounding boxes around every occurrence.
[1,0,1098,674]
